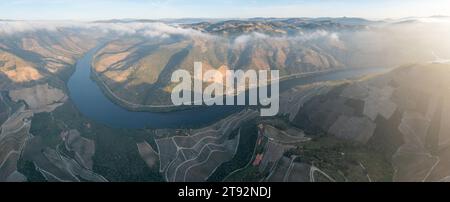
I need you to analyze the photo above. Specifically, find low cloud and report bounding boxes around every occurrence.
[0,20,208,38]
[1,18,449,68]
[231,30,342,48]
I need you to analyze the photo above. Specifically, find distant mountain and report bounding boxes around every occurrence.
[185,18,370,36]
[93,19,159,24]
[94,18,233,25]
[387,15,450,24]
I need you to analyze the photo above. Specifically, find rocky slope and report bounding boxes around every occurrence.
[91,19,360,106]
[91,17,450,107]
[0,24,103,182]
[0,27,99,91]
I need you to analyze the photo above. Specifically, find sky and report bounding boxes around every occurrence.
[0,0,449,21]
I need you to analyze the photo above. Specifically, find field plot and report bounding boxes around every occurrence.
[156,109,259,182]
[9,84,67,113]
[62,130,96,170]
[258,141,294,173]
[285,162,311,182]
[392,98,439,181]
[438,95,450,148]
[265,156,331,182]
[279,84,332,121]
[137,141,159,169]
[0,106,32,181]
[263,124,309,144]
[22,131,107,182]
[369,64,450,181]
[256,123,307,174]
[0,93,11,125]
[265,156,293,182]
[226,121,313,182]
[293,89,359,134]
[328,116,376,143]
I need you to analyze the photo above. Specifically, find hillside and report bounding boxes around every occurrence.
[1,18,450,182]
[264,62,450,182]
[0,27,99,91]
[91,17,450,107]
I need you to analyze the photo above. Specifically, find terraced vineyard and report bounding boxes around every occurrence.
[1,17,450,182]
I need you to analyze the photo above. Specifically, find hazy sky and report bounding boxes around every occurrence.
[1,0,449,20]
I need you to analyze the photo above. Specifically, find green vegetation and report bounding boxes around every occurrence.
[29,113,63,148]
[92,131,163,182]
[224,166,265,182]
[16,160,46,182]
[208,121,259,182]
[0,91,23,124]
[0,93,10,125]
[222,122,269,182]
[27,100,163,182]
[287,135,394,182]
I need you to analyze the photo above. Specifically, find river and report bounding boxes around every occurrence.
[68,47,387,129]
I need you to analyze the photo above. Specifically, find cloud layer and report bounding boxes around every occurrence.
[0,21,206,38]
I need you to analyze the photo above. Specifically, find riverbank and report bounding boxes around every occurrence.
[90,65,386,113]
[89,68,195,112]
[67,47,245,128]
